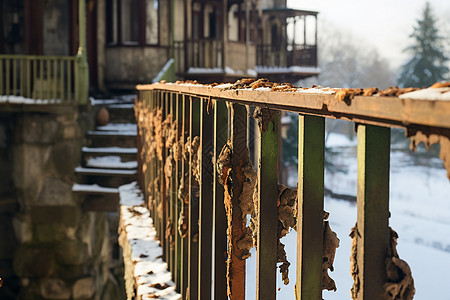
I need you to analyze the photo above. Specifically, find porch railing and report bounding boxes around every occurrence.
[174,40,223,73]
[0,54,79,104]
[257,44,317,68]
[134,82,450,299]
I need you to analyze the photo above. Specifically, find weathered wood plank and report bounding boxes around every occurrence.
[256,108,279,300]
[355,125,390,300]
[296,114,325,300]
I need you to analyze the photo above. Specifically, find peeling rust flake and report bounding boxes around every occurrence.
[409,130,450,179]
[384,228,415,300]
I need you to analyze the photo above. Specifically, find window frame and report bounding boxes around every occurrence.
[106,0,161,47]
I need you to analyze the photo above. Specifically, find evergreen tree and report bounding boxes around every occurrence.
[398,2,449,88]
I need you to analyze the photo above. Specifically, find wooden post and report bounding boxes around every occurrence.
[296,114,325,300]
[355,124,390,300]
[256,109,279,300]
[213,100,228,299]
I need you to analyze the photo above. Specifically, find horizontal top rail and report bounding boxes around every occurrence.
[0,54,77,61]
[137,82,450,133]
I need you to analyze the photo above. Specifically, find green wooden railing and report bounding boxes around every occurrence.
[0,55,80,104]
[135,82,449,299]
[152,58,176,83]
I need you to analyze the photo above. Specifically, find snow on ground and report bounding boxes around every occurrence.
[0,95,62,104]
[119,182,181,300]
[86,156,138,169]
[246,131,450,299]
[96,123,137,132]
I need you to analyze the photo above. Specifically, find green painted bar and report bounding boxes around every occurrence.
[213,100,228,300]
[0,59,3,94]
[39,59,44,100]
[174,93,182,292]
[180,94,189,298]
[188,96,200,300]
[296,114,325,300]
[26,59,31,98]
[33,60,37,100]
[20,59,25,96]
[53,59,57,101]
[68,60,72,101]
[161,91,168,262]
[13,59,17,96]
[60,60,64,101]
[256,108,279,300]
[229,102,248,300]
[6,59,10,96]
[355,125,390,300]
[169,92,176,277]
[198,97,214,299]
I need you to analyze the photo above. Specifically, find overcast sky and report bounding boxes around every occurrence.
[287,0,450,69]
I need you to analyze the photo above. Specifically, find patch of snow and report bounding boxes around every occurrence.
[224,66,236,74]
[72,184,118,193]
[96,123,137,132]
[247,69,257,77]
[82,147,138,154]
[399,87,450,101]
[75,166,136,175]
[0,95,62,104]
[255,65,321,75]
[119,182,181,300]
[296,87,336,95]
[86,156,138,169]
[213,83,233,89]
[108,103,135,109]
[187,67,224,74]
[88,130,137,136]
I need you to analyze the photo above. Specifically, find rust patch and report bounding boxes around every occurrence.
[164,154,173,191]
[409,130,450,179]
[384,228,415,300]
[378,86,419,97]
[165,218,175,251]
[322,212,340,291]
[350,224,415,300]
[253,107,278,132]
[350,224,360,299]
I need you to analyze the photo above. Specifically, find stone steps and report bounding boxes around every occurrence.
[74,99,137,212]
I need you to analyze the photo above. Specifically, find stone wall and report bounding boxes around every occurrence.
[0,105,123,300]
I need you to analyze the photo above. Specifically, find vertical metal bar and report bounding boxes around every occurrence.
[188,96,200,300]
[60,60,65,101]
[26,59,31,98]
[169,92,175,277]
[39,59,44,100]
[68,60,72,101]
[33,59,37,99]
[13,58,17,95]
[0,59,3,95]
[213,100,228,300]
[228,102,247,300]
[355,124,390,300]
[6,59,10,96]
[20,59,25,96]
[53,59,57,101]
[161,91,168,263]
[296,114,325,300]
[180,94,189,298]
[198,97,214,299]
[256,109,279,300]
[174,93,182,292]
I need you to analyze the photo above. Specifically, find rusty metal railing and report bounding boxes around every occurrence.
[134,81,450,300]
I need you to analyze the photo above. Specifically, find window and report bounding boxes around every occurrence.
[106,0,159,45]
